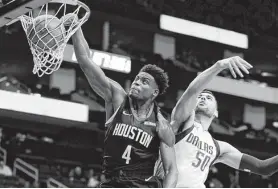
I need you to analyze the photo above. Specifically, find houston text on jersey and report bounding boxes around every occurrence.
[112,123,153,148]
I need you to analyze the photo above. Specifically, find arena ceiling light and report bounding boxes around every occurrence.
[160,14,249,49]
[273,122,278,128]
[0,90,89,122]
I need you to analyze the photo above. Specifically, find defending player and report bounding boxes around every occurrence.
[156,56,278,187]
[72,28,178,188]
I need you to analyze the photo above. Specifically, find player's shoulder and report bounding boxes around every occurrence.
[216,140,231,148]
[105,95,128,125]
[106,78,126,106]
[215,140,234,155]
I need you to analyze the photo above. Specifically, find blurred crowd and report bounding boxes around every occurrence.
[206,164,278,188]
[0,126,106,187]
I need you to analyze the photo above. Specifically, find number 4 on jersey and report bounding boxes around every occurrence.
[122,145,132,164]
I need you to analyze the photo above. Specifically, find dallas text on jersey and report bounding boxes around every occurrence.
[186,133,214,155]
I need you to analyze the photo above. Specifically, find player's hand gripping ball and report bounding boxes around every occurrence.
[27,15,66,52]
[157,112,175,147]
[60,13,79,27]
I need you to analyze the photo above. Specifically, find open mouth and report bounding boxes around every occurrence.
[130,87,140,93]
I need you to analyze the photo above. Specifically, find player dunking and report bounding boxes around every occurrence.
[72,28,178,188]
[156,56,278,187]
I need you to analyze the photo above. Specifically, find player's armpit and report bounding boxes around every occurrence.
[77,56,113,101]
[171,112,195,134]
[239,154,278,176]
[78,56,126,105]
[105,81,126,120]
[160,142,178,188]
[171,92,197,129]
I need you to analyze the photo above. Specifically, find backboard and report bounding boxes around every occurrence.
[0,0,51,27]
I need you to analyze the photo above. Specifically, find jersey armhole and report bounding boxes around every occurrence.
[105,95,128,127]
[210,138,221,167]
[175,126,194,144]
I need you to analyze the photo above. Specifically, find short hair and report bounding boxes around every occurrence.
[139,64,169,95]
[201,90,218,109]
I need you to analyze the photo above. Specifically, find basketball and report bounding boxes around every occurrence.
[27,15,66,51]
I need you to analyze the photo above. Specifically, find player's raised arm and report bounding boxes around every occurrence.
[72,29,126,114]
[171,56,252,132]
[216,140,278,176]
[72,29,113,101]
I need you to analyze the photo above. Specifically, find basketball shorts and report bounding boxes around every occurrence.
[99,170,162,188]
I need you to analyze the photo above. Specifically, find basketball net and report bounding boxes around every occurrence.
[19,0,90,77]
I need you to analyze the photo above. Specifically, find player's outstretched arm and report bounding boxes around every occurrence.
[171,56,252,132]
[160,142,178,188]
[72,29,126,117]
[217,140,278,176]
[72,28,113,102]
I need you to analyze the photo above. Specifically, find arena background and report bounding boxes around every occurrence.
[0,0,278,187]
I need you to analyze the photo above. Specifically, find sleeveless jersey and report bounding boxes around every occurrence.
[103,97,160,177]
[155,122,220,188]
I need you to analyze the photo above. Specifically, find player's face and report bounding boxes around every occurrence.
[196,93,217,117]
[129,72,159,101]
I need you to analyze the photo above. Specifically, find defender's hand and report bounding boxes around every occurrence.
[217,56,253,78]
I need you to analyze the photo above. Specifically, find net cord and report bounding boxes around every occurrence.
[19,0,90,77]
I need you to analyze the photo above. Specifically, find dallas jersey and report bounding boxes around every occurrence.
[155,122,220,188]
[103,97,160,177]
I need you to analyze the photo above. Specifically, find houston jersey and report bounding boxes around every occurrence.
[103,97,160,176]
[155,122,220,188]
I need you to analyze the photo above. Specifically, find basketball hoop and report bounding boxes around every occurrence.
[19,0,90,77]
